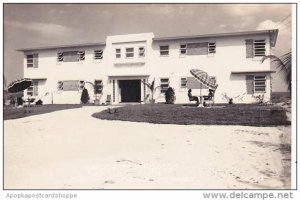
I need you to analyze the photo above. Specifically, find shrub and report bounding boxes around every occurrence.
[35,99,43,105]
[253,94,265,104]
[165,87,176,104]
[81,88,90,104]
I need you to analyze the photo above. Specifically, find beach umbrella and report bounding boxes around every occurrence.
[7,78,33,93]
[190,69,218,104]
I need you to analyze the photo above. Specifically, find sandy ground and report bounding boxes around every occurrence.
[4,106,290,189]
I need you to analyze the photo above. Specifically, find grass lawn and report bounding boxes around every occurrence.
[92,104,290,126]
[4,104,82,120]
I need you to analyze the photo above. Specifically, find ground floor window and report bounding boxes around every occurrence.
[27,80,38,96]
[254,75,266,93]
[57,80,85,91]
[78,80,85,90]
[160,78,169,93]
[94,80,103,94]
[180,77,187,88]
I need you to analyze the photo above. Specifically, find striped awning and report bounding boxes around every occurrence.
[190,69,218,90]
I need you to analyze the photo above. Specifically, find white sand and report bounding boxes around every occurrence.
[4,106,289,189]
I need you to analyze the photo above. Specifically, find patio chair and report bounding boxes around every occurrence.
[188,89,199,106]
[203,89,215,107]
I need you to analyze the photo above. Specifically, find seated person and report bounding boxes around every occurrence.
[188,89,199,105]
[208,89,215,99]
[203,89,215,107]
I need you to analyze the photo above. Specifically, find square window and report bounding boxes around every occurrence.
[160,45,169,56]
[139,47,145,57]
[94,50,103,60]
[126,48,134,58]
[160,78,169,93]
[180,78,187,88]
[78,51,85,61]
[57,52,63,62]
[116,48,121,58]
[208,42,216,54]
[180,44,187,55]
[27,54,38,68]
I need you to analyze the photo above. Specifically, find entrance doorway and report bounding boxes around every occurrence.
[118,80,141,102]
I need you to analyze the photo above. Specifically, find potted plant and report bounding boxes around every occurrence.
[142,79,160,104]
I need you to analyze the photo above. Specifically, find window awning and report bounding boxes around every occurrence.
[28,78,47,80]
[231,70,276,74]
[108,75,150,79]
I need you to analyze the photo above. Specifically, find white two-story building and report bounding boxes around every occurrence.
[19,29,278,104]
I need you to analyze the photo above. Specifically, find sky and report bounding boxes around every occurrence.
[3,3,292,90]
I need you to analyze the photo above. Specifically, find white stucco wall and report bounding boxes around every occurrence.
[23,32,273,104]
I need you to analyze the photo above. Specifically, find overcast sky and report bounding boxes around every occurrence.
[4,3,292,85]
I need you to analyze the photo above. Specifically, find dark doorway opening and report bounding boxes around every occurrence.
[119,80,141,102]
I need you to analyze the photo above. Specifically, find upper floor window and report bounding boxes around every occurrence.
[126,48,134,58]
[160,45,169,56]
[116,48,121,58]
[254,75,266,93]
[187,43,208,55]
[94,50,103,60]
[57,51,85,62]
[27,54,38,68]
[253,40,266,57]
[78,51,85,61]
[208,42,216,54]
[245,39,266,58]
[57,53,63,62]
[160,78,169,93]
[139,47,145,57]
[180,44,187,55]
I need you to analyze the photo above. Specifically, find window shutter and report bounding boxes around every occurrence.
[186,77,208,89]
[33,54,38,68]
[245,39,253,58]
[63,80,79,91]
[63,51,79,62]
[187,43,208,55]
[33,80,38,96]
[246,75,254,94]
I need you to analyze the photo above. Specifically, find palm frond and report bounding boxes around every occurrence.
[262,52,291,93]
[141,80,152,89]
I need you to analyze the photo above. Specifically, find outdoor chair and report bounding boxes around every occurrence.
[203,89,215,107]
[202,96,212,107]
[188,96,199,106]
